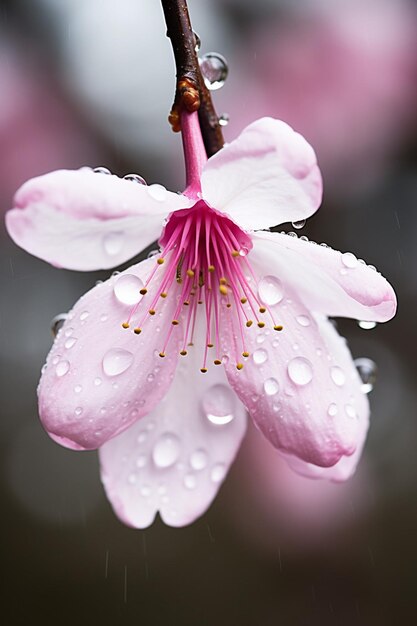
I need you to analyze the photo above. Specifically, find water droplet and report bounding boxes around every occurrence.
[345,404,356,418]
[199,52,228,90]
[123,173,146,185]
[330,366,346,387]
[127,473,137,485]
[256,335,266,345]
[296,315,310,327]
[140,485,151,497]
[137,431,147,444]
[287,357,313,385]
[79,311,89,322]
[152,433,181,468]
[358,320,377,330]
[239,245,249,257]
[94,377,102,386]
[211,463,226,483]
[264,378,280,396]
[341,252,358,269]
[202,384,235,425]
[258,275,284,306]
[103,231,124,256]
[287,231,298,238]
[64,327,74,337]
[253,349,268,365]
[55,360,70,377]
[102,348,134,376]
[51,313,68,337]
[292,219,306,230]
[147,249,159,259]
[74,407,83,417]
[147,184,167,201]
[100,314,108,322]
[74,384,83,394]
[354,357,377,394]
[300,235,309,242]
[193,31,201,52]
[93,166,111,175]
[113,274,144,305]
[147,373,155,383]
[218,113,229,127]
[328,403,338,417]
[184,474,197,490]
[190,449,208,471]
[136,454,147,468]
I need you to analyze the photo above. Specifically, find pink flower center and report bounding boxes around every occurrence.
[122,201,283,371]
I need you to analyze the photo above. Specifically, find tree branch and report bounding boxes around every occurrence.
[160,0,225,157]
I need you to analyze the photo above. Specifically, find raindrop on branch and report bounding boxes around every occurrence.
[199,53,228,90]
[218,113,229,127]
[193,31,201,53]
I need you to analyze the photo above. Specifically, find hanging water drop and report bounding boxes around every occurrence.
[102,348,134,376]
[51,313,68,337]
[358,320,377,330]
[113,274,144,305]
[202,384,235,425]
[199,52,228,90]
[123,173,147,185]
[354,357,377,394]
[292,219,306,230]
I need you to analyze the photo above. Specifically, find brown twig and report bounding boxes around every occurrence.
[161,0,224,157]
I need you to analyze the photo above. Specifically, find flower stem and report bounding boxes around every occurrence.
[160,0,225,157]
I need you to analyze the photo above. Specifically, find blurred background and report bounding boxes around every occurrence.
[0,0,416,624]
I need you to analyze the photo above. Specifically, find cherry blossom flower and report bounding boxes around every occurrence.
[5,114,396,527]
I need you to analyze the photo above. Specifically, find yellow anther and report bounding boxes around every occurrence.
[246,320,253,327]
[236,363,244,370]
[242,351,250,358]
[186,269,195,278]
[231,250,240,257]
[183,300,190,306]
[176,278,183,284]
[188,342,194,346]
[207,343,214,348]
[208,265,215,273]
[240,297,248,304]
[257,321,265,328]
[198,300,203,304]
[160,292,167,298]
[159,352,166,358]
[140,288,148,295]
[180,350,188,356]
[214,359,222,365]
[219,285,228,296]
[134,327,142,334]
[259,306,266,313]
[219,277,227,285]
[157,258,165,265]
[172,320,179,326]
[122,322,130,329]
[200,368,208,373]
[149,309,156,316]
[274,325,283,331]
[226,303,232,308]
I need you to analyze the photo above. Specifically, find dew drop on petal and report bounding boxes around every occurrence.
[190,449,208,471]
[74,407,83,417]
[357,320,377,330]
[345,404,356,418]
[330,366,346,387]
[328,403,338,417]
[184,474,197,490]
[94,377,102,386]
[103,232,124,256]
[291,219,306,230]
[199,52,228,90]
[287,357,313,385]
[354,357,377,394]
[202,384,235,425]
[123,173,146,185]
[296,315,310,327]
[147,184,167,202]
[102,348,134,376]
[341,252,358,269]
[211,463,226,483]
[258,275,283,306]
[93,166,111,175]
[55,360,70,377]
[152,433,181,468]
[140,485,151,497]
[64,337,77,349]
[253,349,268,365]
[136,454,147,468]
[80,311,89,321]
[127,473,137,485]
[264,378,280,396]
[113,274,144,305]
[74,385,83,394]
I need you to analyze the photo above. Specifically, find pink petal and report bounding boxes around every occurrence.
[201,117,322,230]
[6,168,192,270]
[252,231,397,322]
[279,313,370,482]
[38,257,182,450]
[99,320,247,529]
[220,299,369,468]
